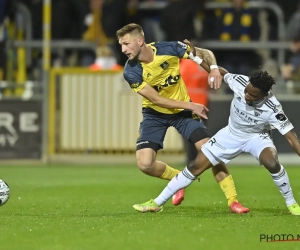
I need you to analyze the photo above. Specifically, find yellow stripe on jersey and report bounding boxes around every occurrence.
[123,41,191,114]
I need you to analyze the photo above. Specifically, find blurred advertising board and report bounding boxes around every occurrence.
[0,100,42,159]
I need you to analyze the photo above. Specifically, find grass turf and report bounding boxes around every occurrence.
[0,165,300,250]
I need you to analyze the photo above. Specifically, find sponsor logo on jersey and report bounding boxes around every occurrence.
[233,104,259,124]
[153,75,180,92]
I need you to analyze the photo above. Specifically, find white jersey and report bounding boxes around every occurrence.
[224,73,294,138]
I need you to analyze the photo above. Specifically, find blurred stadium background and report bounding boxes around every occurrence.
[0,0,299,165]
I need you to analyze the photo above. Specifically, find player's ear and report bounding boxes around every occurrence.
[138,37,144,47]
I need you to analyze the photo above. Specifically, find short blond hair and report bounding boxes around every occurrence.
[116,23,144,39]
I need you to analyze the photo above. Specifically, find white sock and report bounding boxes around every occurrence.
[154,167,196,206]
[271,165,296,206]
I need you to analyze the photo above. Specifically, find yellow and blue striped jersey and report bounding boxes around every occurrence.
[123,41,192,114]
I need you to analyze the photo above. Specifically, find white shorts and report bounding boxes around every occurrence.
[201,126,276,166]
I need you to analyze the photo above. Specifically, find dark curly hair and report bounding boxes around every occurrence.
[249,70,276,95]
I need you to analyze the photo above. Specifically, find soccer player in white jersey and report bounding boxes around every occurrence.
[133,41,300,215]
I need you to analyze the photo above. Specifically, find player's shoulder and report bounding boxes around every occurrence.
[124,59,141,70]
[123,60,143,82]
[264,92,282,113]
[151,41,186,56]
[224,73,249,86]
[124,60,142,75]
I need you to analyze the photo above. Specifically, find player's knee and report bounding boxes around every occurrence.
[137,159,153,174]
[136,152,155,174]
[136,143,160,174]
[264,160,280,173]
[260,147,280,173]
[195,137,209,149]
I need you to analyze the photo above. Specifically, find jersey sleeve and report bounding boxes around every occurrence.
[123,63,146,93]
[268,107,294,135]
[175,41,192,59]
[224,73,249,93]
[155,41,191,59]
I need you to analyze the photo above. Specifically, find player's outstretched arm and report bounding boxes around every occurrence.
[137,84,208,119]
[284,129,300,156]
[200,60,229,76]
[183,39,222,89]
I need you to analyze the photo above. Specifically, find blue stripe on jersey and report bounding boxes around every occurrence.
[153,41,187,58]
[123,59,143,84]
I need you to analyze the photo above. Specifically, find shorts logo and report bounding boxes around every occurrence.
[275,112,287,122]
[136,141,149,146]
[209,138,216,146]
[160,61,169,70]
[208,138,226,151]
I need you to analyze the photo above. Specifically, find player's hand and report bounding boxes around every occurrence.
[190,103,209,119]
[208,68,223,89]
[183,39,196,56]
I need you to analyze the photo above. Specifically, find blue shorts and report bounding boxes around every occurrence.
[136,108,208,151]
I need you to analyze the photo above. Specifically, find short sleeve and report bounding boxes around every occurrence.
[224,73,249,94]
[175,41,192,59]
[268,109,294,135]
[154,41,192,59]
[123,62,146,93]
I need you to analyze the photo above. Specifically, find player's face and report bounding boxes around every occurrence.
[119,34,143,60]
[244,83,265,106]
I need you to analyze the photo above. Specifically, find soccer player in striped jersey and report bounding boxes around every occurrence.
[117,23,249,213]
[133,40,300,215]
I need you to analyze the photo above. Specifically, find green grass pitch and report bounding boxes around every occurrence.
[0,164,300,250]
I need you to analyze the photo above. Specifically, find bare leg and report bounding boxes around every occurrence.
[136,148,179,179]
[195,139,239,207]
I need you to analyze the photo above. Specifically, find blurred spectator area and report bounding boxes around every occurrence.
[2,0,300,95]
